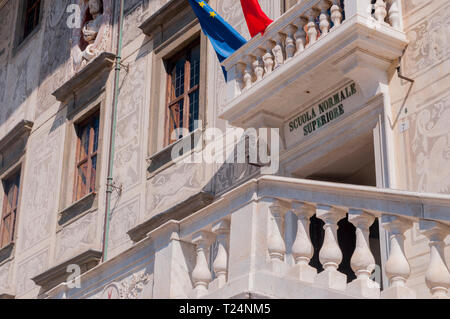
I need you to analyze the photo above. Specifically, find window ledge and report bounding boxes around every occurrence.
[147,128,202,178]
[31,249,102,291]
[58,192,97,229]
[0,120,33,175]
[128,191,214,243]
[139,0,188,36]
[0,242,14,265]
[52,52,116,103]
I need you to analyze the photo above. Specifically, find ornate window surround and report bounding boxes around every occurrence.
[140,0,208,177]
[0,120,33,264]
[58,95,106,229]
[13,0,44,54]
[54,53,114,229]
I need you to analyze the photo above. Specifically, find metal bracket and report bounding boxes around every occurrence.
[107,180,123,197]
[397,50,415,84]
[117,61,129,73]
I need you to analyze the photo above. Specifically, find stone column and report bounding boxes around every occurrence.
[267,200,288,274]
[284,24,297,61]
[315,205,347,291]
[211,219,231,290]
[419,220,450,299]
[381,215,415,299]
[293,17,307,55]
[347,209,380,298]
[191,230,215,298]
[305,8,319,47]
[288,202,317,283]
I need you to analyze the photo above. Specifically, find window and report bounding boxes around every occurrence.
[21,0,41,41]
[165,40,201,145]
[74,112,100,202]
[1,171,21,249]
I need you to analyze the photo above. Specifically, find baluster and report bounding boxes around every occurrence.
[381,215,416,299]
[387,0,400,29]
[211,219,231,289]
[230,63,244,98]
[236,64,244,95]
[262,41,274,77]
[252,49,264,82]
[347,210,380,298]
[330,0,343,28]
[374,0,387,23]
[419,220,450,299]
[305,8,319,47]
[272,33,285,69]
[288,202,317,283]
[242,57,253,90]
[294,17,307,55]
[284,24,297,61]
[268,200,288,263]
[315,205,347,290]
[191,230,215,297]
[318,1,331,37]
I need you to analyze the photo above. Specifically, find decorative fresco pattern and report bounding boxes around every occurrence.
[0,261,11,292]
[108,196,140,251]
[19,116,64,252]
[16,250,49,295]
[403,2,450,76]
[37,0,72,117]
[55,212,97,263]
[411,93,450,193]
[402,0,430,14]
[146,163,205,216]
[113,55,146,192]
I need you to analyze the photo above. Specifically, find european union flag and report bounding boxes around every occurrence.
[188,0,247,80]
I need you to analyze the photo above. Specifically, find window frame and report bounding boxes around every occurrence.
[22,0,41,40]
[14,0,42,48]
[58,86,106,228]
[164,39,201,146]
[1,169,21,249]
[73,111,100,203]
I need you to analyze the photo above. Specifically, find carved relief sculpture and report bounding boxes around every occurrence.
[71,0,112,72]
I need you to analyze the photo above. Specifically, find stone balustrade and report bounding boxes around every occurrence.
[222,0,404,105]
[174,176,449,299]
[43,176,449,299]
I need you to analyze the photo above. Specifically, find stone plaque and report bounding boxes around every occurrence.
[284,82,364,148]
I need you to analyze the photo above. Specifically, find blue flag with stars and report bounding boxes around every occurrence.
[187,0,247,80]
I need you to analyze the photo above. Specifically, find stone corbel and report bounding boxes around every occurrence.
[335,48,392,99]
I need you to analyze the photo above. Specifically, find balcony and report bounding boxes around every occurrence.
[220,0,408,129]
[45,176,450,299]
[154,176,450,299]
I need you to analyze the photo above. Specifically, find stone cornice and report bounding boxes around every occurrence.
[139,0,192,36]
[128,191,214,242]
[31,249,102,290]
[52,52,116,103]
[0,120,33,153]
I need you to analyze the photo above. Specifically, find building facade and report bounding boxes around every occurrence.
[0,0,449,299]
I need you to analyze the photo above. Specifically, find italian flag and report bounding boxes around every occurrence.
[240,0,273,38]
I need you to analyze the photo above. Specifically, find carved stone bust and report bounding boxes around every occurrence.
[71,0,112,72]
[82,0,103,61]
